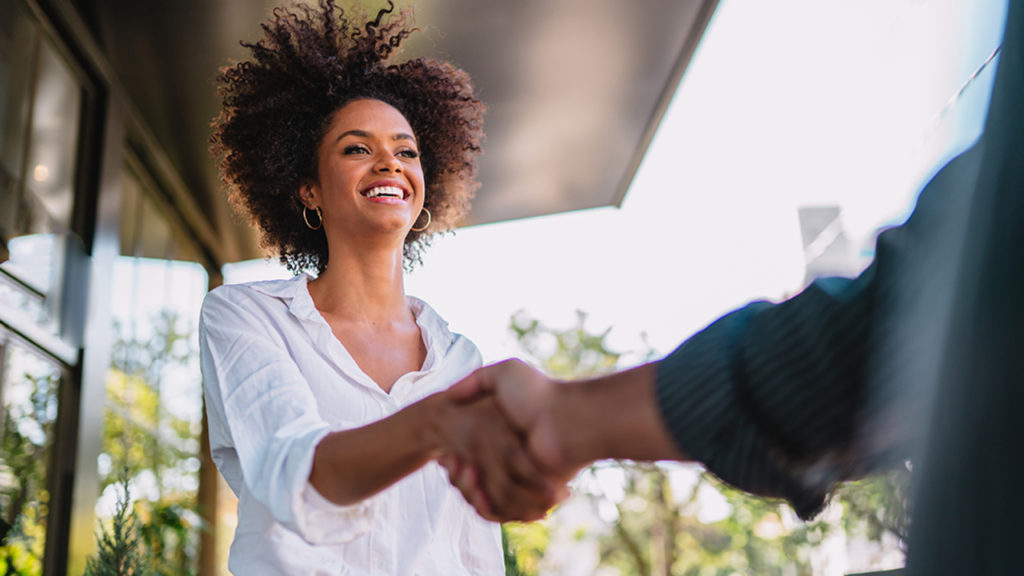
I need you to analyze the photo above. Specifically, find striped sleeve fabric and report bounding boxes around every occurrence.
[655,270,877,519]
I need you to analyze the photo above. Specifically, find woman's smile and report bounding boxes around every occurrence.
[361,180,411,204]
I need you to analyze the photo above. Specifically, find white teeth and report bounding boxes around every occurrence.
[365,186,404,199]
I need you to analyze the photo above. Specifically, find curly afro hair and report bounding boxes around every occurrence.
[211,0,485,274]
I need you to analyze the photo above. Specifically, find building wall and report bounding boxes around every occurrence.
[0,1,222,573]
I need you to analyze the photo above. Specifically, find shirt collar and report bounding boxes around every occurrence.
[247,273,455,353]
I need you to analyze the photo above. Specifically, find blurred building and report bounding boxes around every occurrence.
[798,205,862,284]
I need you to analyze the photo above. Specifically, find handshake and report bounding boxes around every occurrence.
[433,359,681,522]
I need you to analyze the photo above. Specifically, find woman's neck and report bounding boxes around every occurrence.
[307,241,410,323]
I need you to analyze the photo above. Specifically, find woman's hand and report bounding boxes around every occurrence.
[433,393,566,522]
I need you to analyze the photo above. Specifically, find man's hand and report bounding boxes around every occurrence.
[448,359,577,480]
[442,360,578,520]
[433,392,562,522]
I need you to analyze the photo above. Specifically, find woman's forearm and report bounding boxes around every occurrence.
[309,393,446,506]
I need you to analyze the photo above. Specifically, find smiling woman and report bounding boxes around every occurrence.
[201,1,560,574]
[210,0,484,273]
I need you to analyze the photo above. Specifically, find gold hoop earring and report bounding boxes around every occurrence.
[410,207,431,232]
[303,206,323,230]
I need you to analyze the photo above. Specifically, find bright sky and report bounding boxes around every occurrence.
[228,0,1007,367]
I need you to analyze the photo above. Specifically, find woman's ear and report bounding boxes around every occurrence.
[298,184,318,208]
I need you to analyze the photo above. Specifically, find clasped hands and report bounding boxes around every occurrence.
[433,359,577,523]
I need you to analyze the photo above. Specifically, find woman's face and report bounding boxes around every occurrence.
[306,98,425,243]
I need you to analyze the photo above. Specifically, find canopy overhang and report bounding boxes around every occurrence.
[83,0,719,263]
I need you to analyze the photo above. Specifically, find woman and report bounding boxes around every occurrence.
[201,2,553,573]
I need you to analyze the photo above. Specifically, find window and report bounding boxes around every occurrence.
[0,1,86,572]
[96,160,207,576]
[1,0,84,349]
[0,329,66,574]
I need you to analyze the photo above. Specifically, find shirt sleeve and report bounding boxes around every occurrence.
[654,140,986,520]
[199,287,374,544]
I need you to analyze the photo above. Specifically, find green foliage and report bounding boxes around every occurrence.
[505,311,909,575]
[510,311,623,380]
[835,468,910,545]
[646,472,827,576]
[136,501,199,576]
[1,292,204,576]
[84,475,150,576]
[0,358,59,576]
[100,310,203,576]
[502,522,549,576]
[0,505,45,576]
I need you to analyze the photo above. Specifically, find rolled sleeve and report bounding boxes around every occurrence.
[200,288,374,543]
[296,479,373,543]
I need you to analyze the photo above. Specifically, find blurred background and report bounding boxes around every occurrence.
[0,0,1007,574]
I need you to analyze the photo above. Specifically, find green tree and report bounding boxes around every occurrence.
[84,473,150,576]
[509,311,622,380]
[103,310,203,576]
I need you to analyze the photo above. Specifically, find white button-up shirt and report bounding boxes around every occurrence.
[199,274,502,575]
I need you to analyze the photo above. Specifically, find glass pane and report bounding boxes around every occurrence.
[2,232,60,296]
[100,168,208,576]
[0,16,81,342]
[0,229,73,347]
[0,329,62,576]
[0,261,46,323]
[117,167,141,259]
[22,39,80,231]
[0,0,38,186]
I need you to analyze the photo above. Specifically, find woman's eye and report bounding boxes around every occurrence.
[398,149,419,159]
[344,144,370,155]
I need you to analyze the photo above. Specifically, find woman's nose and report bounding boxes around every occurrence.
[375,153,402,173]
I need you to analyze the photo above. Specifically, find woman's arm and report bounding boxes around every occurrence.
[309,393,443,506]
[311,390,559,522]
